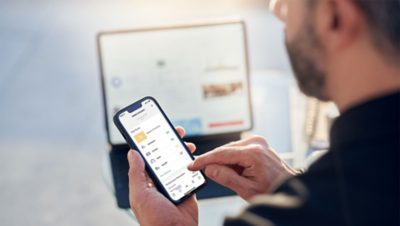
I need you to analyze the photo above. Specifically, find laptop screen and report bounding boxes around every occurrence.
[98,21,252,145]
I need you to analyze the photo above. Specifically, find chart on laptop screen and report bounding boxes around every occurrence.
[98,21,252,145]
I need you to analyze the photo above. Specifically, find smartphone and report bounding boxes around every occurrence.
[113,96,207,204]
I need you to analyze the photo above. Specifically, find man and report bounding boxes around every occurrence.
[126,0,400,225]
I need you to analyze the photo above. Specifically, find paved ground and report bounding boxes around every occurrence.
[0,1,291,225]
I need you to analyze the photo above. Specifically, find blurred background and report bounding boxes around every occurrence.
[0,0,332,225]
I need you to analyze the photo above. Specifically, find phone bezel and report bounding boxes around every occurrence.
[113,96,207,205]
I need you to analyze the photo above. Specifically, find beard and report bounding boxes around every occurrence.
[285,20,330,101]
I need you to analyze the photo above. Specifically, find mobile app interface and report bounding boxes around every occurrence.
[119,99,205,201]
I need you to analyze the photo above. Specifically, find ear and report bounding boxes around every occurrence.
[314,0,365,54]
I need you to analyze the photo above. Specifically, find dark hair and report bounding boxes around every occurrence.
[356,0,400,60]
[308,0,400,60]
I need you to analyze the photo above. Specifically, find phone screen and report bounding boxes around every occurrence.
[118,98,206,201]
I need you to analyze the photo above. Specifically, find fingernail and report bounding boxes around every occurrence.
[187,162,194,169]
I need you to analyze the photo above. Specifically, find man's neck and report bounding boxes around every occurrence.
[327,47,400,113]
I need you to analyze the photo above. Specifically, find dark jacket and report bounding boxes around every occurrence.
[224,92,400,226]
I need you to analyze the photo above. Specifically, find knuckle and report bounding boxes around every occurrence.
[205,165,220,179]
[224,175,236,187]
[250,144,265,154]
[128,168,134,178]
[243,144,265,162]
[207,166,236,187]
[250,135,269,146]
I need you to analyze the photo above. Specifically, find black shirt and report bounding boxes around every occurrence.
[224,92,400,226]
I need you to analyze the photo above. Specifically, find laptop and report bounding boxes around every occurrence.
[97,20,253,208]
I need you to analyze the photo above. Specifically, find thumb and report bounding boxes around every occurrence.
[127,150,148,191]
[204,164,252,198]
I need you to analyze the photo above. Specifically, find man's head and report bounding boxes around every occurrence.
[270,0,400,102]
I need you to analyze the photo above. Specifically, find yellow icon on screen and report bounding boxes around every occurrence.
[134,131,147,143]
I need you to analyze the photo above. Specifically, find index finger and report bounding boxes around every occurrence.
[188,146,252,171]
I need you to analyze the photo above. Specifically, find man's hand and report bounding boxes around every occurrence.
[127,127,198,226]
[188,135,297,201]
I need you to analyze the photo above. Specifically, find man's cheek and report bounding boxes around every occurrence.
[285,0,308,42]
